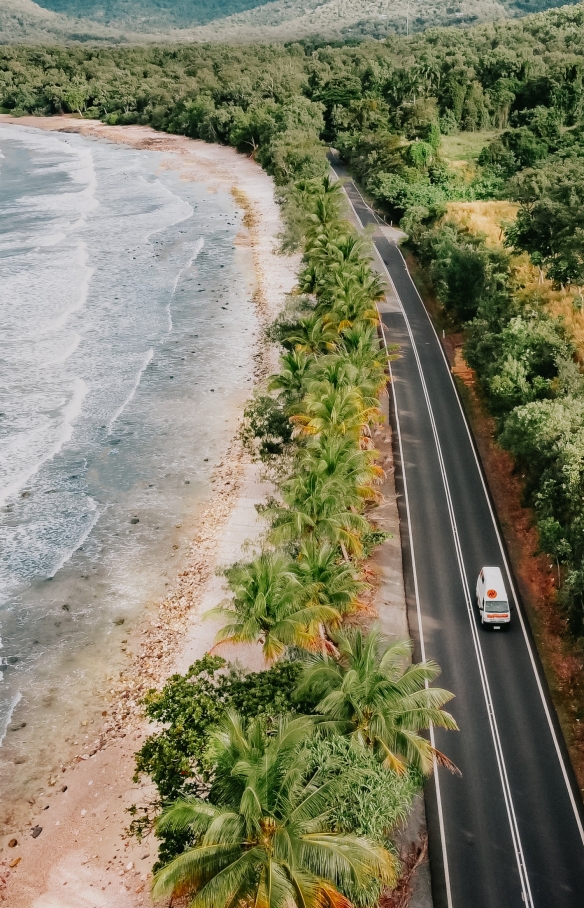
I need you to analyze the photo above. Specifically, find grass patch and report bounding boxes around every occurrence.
[441,130,500,164]
[444,200,518,247]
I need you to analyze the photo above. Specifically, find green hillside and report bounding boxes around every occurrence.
[5,0,581,42]
[37,0,275,28]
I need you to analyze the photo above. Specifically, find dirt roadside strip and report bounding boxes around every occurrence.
[329,162,433,908]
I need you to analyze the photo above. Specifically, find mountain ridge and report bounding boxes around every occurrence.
[0,0,581,43]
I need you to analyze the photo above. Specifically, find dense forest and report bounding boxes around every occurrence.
[4,4,584,631]
[4,4,584,149]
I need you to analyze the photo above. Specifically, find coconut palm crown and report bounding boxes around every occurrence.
[266,471,371,557]
[296,625,459,776]
[152,711,396,908]
[209,552,342,662]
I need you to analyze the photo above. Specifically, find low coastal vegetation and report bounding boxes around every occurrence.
[133,176,459,906]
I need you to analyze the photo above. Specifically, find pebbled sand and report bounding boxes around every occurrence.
[0,117,299,907]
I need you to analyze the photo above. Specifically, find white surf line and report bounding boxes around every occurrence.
[107,348,154,434]
[339,177,455,908]
[167,237,205,333]
[341,179,533,905]
[0,692,22,748]
[0,377,88,509]
[390,240,584,847]
[48,496,100,579]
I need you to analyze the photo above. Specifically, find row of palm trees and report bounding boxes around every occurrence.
[211,179,396,662]
[152,177,457,908]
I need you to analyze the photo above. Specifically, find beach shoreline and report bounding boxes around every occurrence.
[0,117,299,906]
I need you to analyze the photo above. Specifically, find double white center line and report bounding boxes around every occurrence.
[382,287,534,908]
[339,175,535,905]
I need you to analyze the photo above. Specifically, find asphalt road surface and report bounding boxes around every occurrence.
[331,163,584,908]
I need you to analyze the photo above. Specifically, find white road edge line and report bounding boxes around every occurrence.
[338,178,455,908]
[344,170,584,843]
[338,175,536,905]
[389,236,584,848]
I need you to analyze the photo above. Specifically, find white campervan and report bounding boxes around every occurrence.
[476,566,511,628]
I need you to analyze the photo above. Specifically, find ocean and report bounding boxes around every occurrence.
[0,124,257,819]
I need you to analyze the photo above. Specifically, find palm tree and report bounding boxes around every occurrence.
[337,323,396,375]
[296,625,459,776]
[346,262,387,304]
[152,711,396,908]
[304,353,386,402]
[283,314,338,356]
[320,277,380,331]
[302,434,384,503]
[326,234,371,268]
[291,382,382,441]
[209,553,341,662]
[294,538,367,618]
[297,173,344,212]
[300,225,352,279]
[300,233,370,296]
[268,350,313,405]
[305,195,345,240]
[297,258,323,296]
[266,472,370,557]
[302,176,345,233]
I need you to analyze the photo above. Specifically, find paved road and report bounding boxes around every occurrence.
[331,164,584,908]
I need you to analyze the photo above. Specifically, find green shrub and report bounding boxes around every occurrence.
[135,656,311,802]
[240,392,295,461]
[302,735,422,907]
[134,656,316,865]
[418,223,510,323]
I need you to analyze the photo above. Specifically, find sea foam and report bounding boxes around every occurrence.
[0,378,88,508]
[107,349,154,433]
[0,693,22,748]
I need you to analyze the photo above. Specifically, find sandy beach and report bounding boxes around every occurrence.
[0,117,300,907]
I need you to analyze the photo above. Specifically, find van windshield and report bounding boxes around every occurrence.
[486,600,509,613]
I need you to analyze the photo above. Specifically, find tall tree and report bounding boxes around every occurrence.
[296,625,459,775]
[152,712,396,908]
[210,552,341,661]
[507,159,584,289]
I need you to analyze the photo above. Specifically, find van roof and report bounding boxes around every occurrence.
[482,566,507,600]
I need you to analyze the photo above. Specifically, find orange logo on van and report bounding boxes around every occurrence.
[487,589,498,599]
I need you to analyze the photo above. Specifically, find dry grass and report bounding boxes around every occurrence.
[445,200,517,247]
[444,200,584,358]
